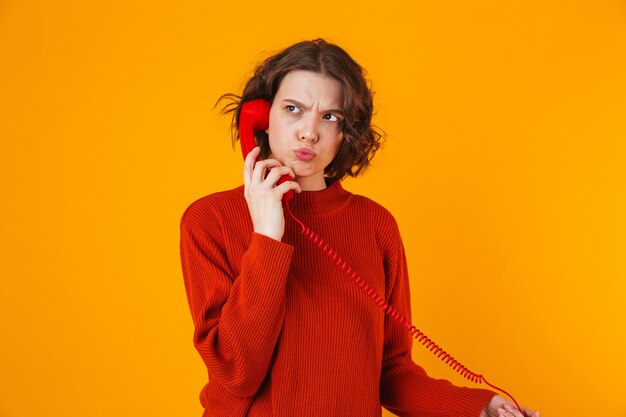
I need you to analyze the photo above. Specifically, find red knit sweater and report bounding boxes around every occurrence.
[179,180,496,417]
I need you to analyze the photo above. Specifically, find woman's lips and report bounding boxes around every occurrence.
[295,148,316,161]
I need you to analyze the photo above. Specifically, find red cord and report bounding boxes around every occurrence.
[284,201,524,414]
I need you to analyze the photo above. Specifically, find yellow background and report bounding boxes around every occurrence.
[1,1,625,416]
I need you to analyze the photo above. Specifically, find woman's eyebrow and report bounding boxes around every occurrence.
[283,99,344,116]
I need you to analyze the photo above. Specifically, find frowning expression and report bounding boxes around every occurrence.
[265,70,345,190]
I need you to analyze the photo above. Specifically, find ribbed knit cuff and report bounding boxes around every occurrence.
[453,387,497,417]
[249,232,294,265]
[239,232,294,296]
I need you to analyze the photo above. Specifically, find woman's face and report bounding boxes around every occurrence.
[265,70,345,191]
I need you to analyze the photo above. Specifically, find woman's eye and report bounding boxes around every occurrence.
[323,114,340,122]
[286,105,300,113]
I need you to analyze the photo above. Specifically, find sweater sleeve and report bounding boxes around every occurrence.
[179,213,294,398]
[379,222,496,417]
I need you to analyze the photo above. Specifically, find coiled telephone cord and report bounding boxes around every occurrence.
[284,201,523,414]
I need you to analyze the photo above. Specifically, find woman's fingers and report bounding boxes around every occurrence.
[265,165,296,185]
[497,408,518,417]
[251,158,280,185]
[511,404,539,417]
[243,146,261,188]
[275,178,302,197]
[243,146,299,202]
[501,404,530,417]
[520,406,540,417]
[251,159,296,189]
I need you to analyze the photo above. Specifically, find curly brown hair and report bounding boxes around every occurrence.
[215,38,386,185]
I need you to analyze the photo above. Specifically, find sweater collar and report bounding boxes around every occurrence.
[287,179,352,217]
[236,179,352,217]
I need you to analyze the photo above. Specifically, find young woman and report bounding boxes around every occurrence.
[180,38,539,417]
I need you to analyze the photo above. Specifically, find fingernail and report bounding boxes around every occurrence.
[504,404,513,411]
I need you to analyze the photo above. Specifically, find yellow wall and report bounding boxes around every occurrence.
[1,1,625,416]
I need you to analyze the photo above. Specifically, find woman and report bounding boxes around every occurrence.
[180,38,539,417]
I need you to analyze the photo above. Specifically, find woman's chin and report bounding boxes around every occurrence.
[291,167,312,178]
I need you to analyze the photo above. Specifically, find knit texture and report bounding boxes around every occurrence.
[179,180,496,417]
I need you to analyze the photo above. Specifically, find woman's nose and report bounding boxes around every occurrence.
[298,114,319,142]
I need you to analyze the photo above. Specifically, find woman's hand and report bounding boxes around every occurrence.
[480,395,540,417]
[243,146,301,242]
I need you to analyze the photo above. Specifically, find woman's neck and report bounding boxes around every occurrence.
[295,176,327,191]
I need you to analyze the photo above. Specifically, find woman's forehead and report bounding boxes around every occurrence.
[276,70,343,107]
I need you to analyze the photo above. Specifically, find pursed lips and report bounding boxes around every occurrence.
[295,147,316,156]
[294,147,316,161]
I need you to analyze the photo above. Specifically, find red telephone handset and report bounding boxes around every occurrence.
[239,98,293,202]
[237,98,522,412]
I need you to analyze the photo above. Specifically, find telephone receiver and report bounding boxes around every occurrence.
[239,98,293,202]
[237,98,522,412]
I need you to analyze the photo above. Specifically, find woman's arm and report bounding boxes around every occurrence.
[379,218,496,417]
[180,211,293,398]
